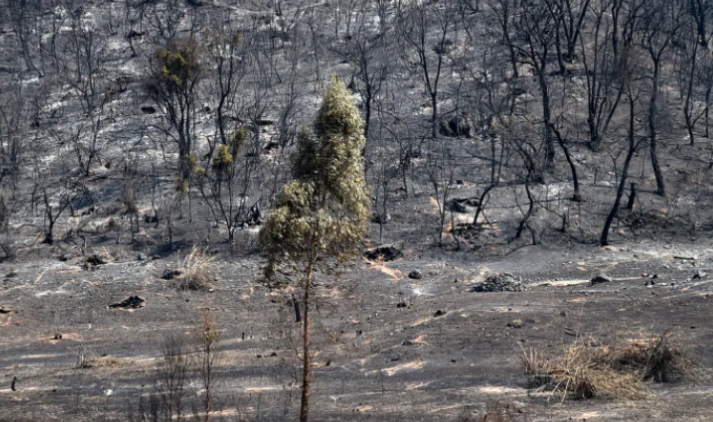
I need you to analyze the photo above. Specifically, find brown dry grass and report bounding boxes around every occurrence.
[179,246,215,290]
[520,332,699,401]
[612,333,703,383]
[81,355,129,369]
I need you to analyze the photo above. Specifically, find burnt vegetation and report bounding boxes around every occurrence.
[0,0,711,253]
[2,0,713,420]
[2,0,713,254]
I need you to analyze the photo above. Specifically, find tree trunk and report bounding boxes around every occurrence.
[363,82,373,147]
[431,93,438,139]
[540,75,555,170]
[649,63,665,196]
[601,94,637,246]
[554,22,568,76]
[515,173,535,242]
[293,294,302,323]
[706,85,711,138]
[472,185,494,226]
[685,41,699,146]
[300,259,314,422]
[600,148,634,246]
[550,123,582,202]
[587,116,600,152]
[624,182,637,210]
[501,5,519,79]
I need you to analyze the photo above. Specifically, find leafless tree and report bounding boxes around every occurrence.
[33,147,82,245]
[328,0,391,147]
[422,140,457,246]
[637,0,681,197]
[511,0,558,171]
[60,12,113,177]
[156,334,191,422]
[675,2,710,146]
[0,81,27,189]
[580,0,624,151]
[486,0,521,79]
[397,0,456,139]
[546,0,591,71]
[600,58,646,246]
[6,0,42,75]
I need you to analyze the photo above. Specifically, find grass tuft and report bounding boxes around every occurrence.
[520,332,699,401]
[179,246,215,290]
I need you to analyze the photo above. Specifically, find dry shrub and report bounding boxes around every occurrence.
[520,342,644,401]
[613,333,701,383]
[548,342,646,400]
[179,246,215,290]
[521,332,700,401]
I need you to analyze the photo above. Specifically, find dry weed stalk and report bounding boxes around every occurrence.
[520,346,550,389]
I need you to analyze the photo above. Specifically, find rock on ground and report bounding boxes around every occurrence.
[591,272,613,285]
[470,273,525,292]
[365,242,403,262]
[408,270,423,280]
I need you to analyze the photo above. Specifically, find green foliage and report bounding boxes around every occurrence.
[260,75,370,282]
[212,144,233,174]
[155,41,201,91]
[176,154,198,191]
[176,177,189,193]
[229,128,247,157]
[293,75,370,214]
[187,154,198,170]
[181,154,199,179]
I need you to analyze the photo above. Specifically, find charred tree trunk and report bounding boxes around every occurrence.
[539,73,556,169]
[624,182,637,210]
[706,85,712,138]
[601,93,638,246]
[550,124,582,202]
[684,41,700,146]
[514,172,536,244]
[648,64,665,197]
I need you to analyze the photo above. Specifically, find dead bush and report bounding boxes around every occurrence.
[550,342,646,400]
[521,342,645,401]
[613,333,701,383]
[520,332,700,401]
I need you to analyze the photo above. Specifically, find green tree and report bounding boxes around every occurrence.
[146,40,202,180]
[195,128,248,244]
[259,76,370,422]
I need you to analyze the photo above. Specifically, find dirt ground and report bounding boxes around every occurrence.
[2,235,713,422]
